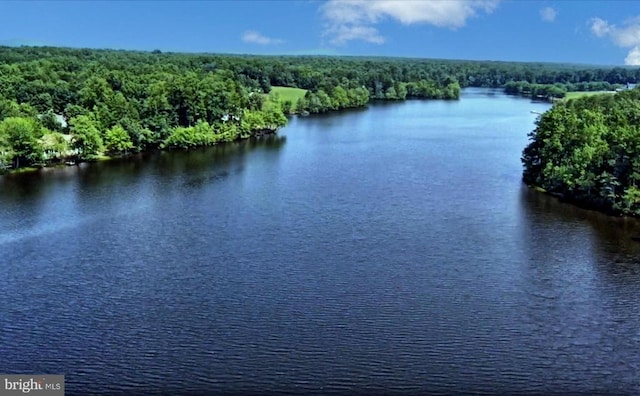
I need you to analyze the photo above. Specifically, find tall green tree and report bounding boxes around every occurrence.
[41,131,70,161]
[0,131,15,169]
[104,125,134,155]
[69,115,103,160]
[0,117,44,168]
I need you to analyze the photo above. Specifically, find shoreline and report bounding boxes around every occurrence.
[0,128,282,176]
[525,183,638,220]
[2,93,464,176]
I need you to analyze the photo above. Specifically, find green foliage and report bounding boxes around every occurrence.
[104,125,134,155]
[0,117,44,168]
[0,45,638,171]
[281,100,293,115]
[0,124,14,169]
[262,99,288,129]
[116,117,156,151]
[297,85,370,114]
[39,110,64,132]
[505,81,629,101]
[385,86,399,100]
[0,98,37,121]
[405,80,459,99]
[41,131,71,160]
[295,96,308,114]
[161,121,218,149]
[621,186,640,216]
[247,92,266,111]
[523,88,640,216]
[444,81,461,99]
[63,104,90,121]
[218,122,240,142]
[70,115,103,160]
[330,85,349,109]
[0,136,14,170]
[240,110,267,136]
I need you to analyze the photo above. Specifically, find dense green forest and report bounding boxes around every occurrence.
[522,88,640,216]
[504,80,626,100]
[1,45,639,172]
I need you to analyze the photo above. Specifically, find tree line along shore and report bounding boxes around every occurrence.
[523,87,640,217]
[2,45,640,219]
[0,47,469,171]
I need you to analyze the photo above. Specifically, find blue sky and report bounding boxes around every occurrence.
[1,1,639,65]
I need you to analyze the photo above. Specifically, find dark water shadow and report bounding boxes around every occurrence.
[297,106,369,120]
[0,166,86,225]
[0,135,287,193]
[519,185,640,283]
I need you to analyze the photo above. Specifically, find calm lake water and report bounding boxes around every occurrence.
[3,88,640,395]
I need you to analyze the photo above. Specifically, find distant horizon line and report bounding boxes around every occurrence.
[0,41,631,68]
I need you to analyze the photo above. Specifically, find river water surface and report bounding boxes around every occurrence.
[2,89,640,395]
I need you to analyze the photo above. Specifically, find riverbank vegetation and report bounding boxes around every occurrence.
[505,80,624,101]
[0,46,464,171]
[0,45,638,172]
[522,88,640,216]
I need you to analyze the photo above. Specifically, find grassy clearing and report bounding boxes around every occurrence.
[9,166,40,174]
[564,91,616,100]
[270,86,307,103]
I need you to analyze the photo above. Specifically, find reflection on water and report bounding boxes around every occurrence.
[0,135,286,247]
[2,91,640,394]
[520,185,640,256]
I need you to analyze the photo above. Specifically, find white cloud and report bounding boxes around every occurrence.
[589,16,640,64]
[540,7,557,23]
[590,17,611,37]
[321,0,500,45]
[625,46,640,65]
[330,25,385,44]
[242,31,284,45]
[610,17,640,47]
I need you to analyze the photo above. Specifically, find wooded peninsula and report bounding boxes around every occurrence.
[2,46,640,217]
[522,88,640,217]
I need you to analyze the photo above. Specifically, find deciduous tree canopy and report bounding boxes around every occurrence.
[523,88,640,216]
[0,45,637,172]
